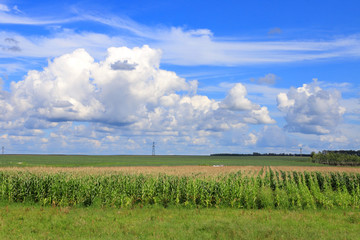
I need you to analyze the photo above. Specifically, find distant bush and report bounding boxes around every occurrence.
[210,153,311,157]
[311,151,360,166]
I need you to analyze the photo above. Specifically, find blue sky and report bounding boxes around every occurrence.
[0,0,360,154]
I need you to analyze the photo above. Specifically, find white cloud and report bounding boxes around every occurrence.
[221,83,253,111]
[277,81,346,134]
[0,46,274,139]
[0,4,10,12]
[245,133,257,146]
[245,107,276,124]
[221,83,276,124]
[320,135,348,143]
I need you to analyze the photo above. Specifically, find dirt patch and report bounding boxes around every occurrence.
[271,166,360,174]
[0,166,261,176]
[0,165,359,176]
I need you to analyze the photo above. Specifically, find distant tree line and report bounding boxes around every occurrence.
[210,153,311,157]
[320,150,360,156]
[311,150,360,166]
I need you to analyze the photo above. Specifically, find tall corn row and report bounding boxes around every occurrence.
[0,169,359,209]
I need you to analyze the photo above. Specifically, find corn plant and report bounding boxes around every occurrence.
[0,169,359,209]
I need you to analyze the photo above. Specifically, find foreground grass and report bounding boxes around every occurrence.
[0,154,318,167]
[0,203,359,240]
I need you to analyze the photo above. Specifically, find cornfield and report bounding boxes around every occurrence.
[0,167,359,209]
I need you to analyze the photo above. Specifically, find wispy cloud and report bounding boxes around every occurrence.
[0,31,126,59]
[83,14,360,65]
[1,9,360,66]
[0,10,81,25]
[0,4,10,12]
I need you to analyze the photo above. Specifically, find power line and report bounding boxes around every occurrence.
[152,142,155,156]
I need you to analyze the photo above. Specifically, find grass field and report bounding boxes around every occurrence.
[0,203,359,240]
[0,154,318,167]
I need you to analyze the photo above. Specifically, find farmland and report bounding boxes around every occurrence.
[1,167,360,209]
[0,155,359,239]
[0,154,317,167]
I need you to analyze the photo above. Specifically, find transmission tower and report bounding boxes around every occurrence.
[152,142,156,156]
[1,146,4,155]
[300,147,303,156]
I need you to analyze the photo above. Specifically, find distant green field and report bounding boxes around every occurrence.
[0,154,319,167]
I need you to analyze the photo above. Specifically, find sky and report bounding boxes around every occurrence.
[0,0,360,155]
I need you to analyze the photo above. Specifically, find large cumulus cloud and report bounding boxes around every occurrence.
[0,45,274,138]
[277,81,346,134]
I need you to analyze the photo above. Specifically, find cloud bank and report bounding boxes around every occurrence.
[277,80,346,134]
[0,46,274,139]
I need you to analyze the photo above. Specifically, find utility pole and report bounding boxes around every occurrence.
[152,142,156,156]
